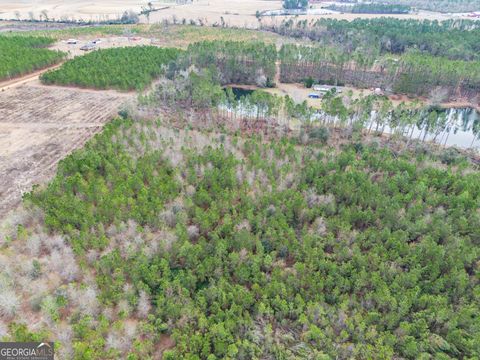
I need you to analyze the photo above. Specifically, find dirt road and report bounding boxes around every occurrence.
[0,64,64,92]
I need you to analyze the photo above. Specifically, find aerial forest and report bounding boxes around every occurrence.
[40,46,181,91]
[279,44,480,97]
[13,113,479,359]
[270,18,480,99]
[0,35,65,81]
[181,41,277,87]
[265,18,480,61]
[40,41,278,91]
[325,3,411,14]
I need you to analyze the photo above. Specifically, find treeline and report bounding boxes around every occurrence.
[24,114,480,359]
[394,52,480,95]
[145,67,322,128]
[283,0,309,10]
[2,9,139,25]
[40,46,181,91]
[263,18,480,61]
[179,41,277,87]
[319,91,480,148]
[279,44,480,98]
[337,0,480,12]
[40,41,277,91]
[326,3,411,14]
[381,0,480,13]
[0,35,64,81]
[147,66,480,149]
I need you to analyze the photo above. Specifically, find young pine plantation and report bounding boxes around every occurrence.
[41,46,181,91]
[0,35,65,81]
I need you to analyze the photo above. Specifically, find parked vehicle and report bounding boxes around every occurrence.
[80,43,96,51]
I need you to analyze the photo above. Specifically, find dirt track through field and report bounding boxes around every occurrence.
[0,63,64,92]
[0,83,130,217]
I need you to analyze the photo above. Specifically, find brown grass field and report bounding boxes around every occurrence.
[0,0,473,27]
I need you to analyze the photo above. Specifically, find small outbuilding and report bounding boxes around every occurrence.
[313,85,343,94]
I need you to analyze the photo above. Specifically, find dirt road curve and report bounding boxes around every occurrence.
[0,83,130,217]
[0,64,64,92]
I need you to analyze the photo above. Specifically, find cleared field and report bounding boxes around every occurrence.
[146,1,472,27]
[0,0,146,21]
[0,83,130,216]
[0,0,474,28]
[51,36,153,57]
[9,24,283,49]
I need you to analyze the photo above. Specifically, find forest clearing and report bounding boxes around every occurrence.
[0,83,130,216]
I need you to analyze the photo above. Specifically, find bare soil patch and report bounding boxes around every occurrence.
[50,36,153,58]
[0,83,131,216]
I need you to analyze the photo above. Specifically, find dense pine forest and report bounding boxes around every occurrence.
[181,41,277,87]
[279,44,480,97]
[5,114,475,359]
[341,0,480,12]
[0,35,64,81]
[38,36,480,100]
[265,18,480,61]
[40,46,181,91]
[40,42,276,91]
[266,18,480,99]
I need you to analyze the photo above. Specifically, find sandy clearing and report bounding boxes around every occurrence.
[0,83,132,217]
[50,36,154,57]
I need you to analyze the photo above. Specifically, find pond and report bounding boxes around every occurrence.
[434,107,480,149]
[323,106,480,149]
[221,87,480,150]
[400,107,480,149]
